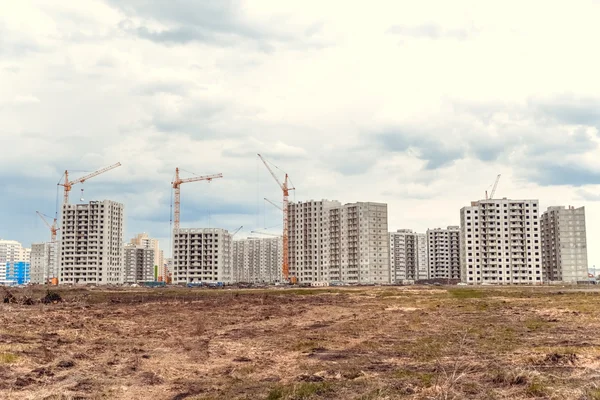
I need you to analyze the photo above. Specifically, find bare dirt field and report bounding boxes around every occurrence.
[2,286,600,400]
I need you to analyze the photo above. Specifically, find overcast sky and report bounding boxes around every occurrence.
[2,0,600,267]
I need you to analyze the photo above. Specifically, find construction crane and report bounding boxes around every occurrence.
[232,226,243,236]
[251,230,281,237]
[36,211,59,242]
[59,162,122,205]
[264,198,282,211]
[257,154,295,281]
[485,174,501,200]
[171,168,223,231]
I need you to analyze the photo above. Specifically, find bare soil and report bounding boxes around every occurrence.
[2,286,600,399]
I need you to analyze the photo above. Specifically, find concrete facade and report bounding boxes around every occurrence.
[59,200,125,285]
[541,206,588,283]
[30,242,59,284]
[427,226,461,280]
[232,237,283,283]
[460,199,542,285]
[130,233,163,271]
[326,202,390,284]
[0,240,31,285]
[172,228,233,284]
[289,200,341,283]
[390,230,428,282]
[289,200,390,284]
[123,244,155,283]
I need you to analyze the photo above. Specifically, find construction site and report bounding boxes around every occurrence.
[3,285,600,400]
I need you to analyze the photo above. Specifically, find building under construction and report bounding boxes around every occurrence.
[59,200,125,285]
[289,200,390,284]
[232,237,283,283]
[172,228,233,284]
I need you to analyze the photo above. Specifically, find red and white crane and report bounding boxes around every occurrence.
[58,162,122,205]
[36,211,59,242]
[171,168,223,231]
[257,154,295,281]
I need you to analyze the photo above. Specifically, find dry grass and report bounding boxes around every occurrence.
[2,285,600,399]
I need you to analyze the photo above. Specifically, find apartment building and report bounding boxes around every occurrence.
[289,200,390,284]
[289,200,340,283]
[541,206,588,283]
[59,200,125,285]
[427,226,461,280]
[172,228,233,284]
[0,239,31,285]
[232,237,283,283]
[0,239,30,263]
[123,244,155,283]
[162,257,173,282]
[460,199,542,285]
[326,202,390,284]
[30,242,59,284]
[389,229,428,282]
[130,233,163,270]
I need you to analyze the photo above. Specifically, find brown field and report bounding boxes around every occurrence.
[2,285,600,400]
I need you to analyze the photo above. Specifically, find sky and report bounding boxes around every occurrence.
[1,0,600,266]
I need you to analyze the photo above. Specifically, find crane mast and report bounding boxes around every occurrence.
[36,211,59,242]
[59,162,122,205]
[257,154,295,281]
[171,168,223,231]
[490,174,501,199]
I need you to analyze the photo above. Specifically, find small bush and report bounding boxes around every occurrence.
[42,290,62,304]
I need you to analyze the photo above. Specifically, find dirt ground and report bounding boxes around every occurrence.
[2,286,600,400]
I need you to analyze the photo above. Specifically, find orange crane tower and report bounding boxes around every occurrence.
[171,168,223,231]
[257,154,295,281]
[36,211,59,242]
[59,162,122,205]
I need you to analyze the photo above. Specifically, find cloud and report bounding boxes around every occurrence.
[577,189,600,202]
[132,81,192,96]
[373,129,466,170]
[13,95,40,104]
[387,23,472,40]
[106,0,324,50]
[525,163,600,187]
[533,95,600,127]
[223,139,307,160]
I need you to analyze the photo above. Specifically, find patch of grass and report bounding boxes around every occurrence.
[0,352,18,364]
[267,386,285,400]
[448,289,485,299]
[356,388,389,400]
[266,382,333,400]
[525,319,547,332]
[525,380,548,397]
[406,338,444,360]
[587,388,600,400]
[394,369,435,387]
[291,340,323,352]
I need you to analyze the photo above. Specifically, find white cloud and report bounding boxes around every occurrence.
[13,95,40,104]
